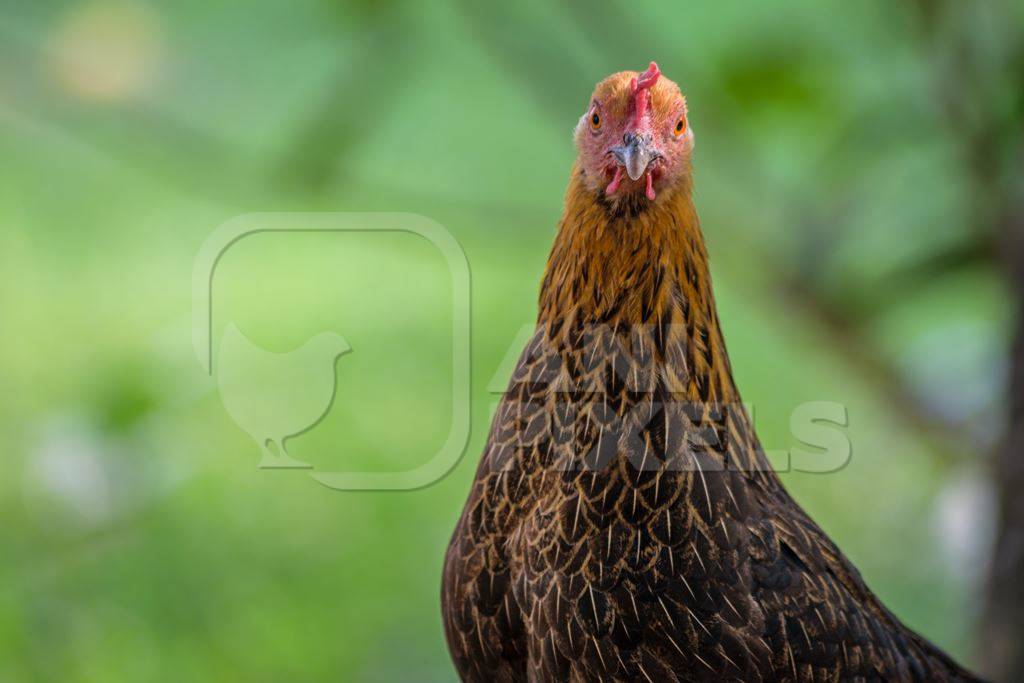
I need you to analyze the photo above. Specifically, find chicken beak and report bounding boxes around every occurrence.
[611,132,658,181]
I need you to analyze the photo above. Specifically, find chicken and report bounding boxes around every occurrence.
[441,63,984,682]
[217,322,350,469]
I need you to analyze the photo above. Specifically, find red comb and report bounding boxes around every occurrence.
[636,61,660,90]
[631,61,661,128]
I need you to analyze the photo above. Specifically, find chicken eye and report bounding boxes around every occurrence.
[590,111,601,131]
[673,116,686,138]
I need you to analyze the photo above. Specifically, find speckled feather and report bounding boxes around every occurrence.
[442,72,983,683]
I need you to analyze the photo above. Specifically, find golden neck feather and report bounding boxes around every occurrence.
[538,163,738,404]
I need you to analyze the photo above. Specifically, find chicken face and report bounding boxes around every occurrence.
[573,61,692,203]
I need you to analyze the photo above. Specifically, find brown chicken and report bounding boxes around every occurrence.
[442,62,983,682]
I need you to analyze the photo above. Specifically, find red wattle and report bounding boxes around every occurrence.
[645,171,656,200]
[605,167,623,195]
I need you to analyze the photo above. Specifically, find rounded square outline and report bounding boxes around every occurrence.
[192,212,471,490]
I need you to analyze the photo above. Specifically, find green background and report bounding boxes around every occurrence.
[2,1,1019,680]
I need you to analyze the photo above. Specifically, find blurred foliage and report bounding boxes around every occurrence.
[0,0,1021,680]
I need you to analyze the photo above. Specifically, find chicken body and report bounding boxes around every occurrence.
[442,66,983,683]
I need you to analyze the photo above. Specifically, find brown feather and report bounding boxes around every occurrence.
[442,88,984,683]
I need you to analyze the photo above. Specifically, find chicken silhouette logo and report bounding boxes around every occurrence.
[216,322,351,469]
[193,212,471,490]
